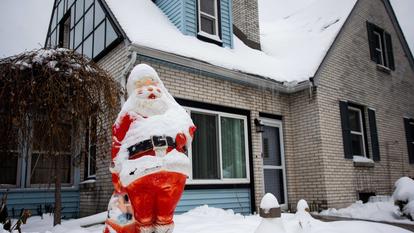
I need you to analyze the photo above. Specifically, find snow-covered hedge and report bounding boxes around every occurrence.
[393,177,414,220]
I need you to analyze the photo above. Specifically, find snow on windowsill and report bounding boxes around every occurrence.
[376,64,391,74]
[353,156,375,167]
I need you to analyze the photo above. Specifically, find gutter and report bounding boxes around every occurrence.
[127,44,311,94]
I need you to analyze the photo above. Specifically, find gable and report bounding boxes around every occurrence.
[45,0,123,60]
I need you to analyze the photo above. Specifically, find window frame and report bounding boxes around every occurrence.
[348,106,367,157]
[26,120,74,188]
[185,106,250,185]
[367,21,394,70]
[373,30,385,66]
[0,117,75,188]
[84,116,97,180]
[197,0,222,43]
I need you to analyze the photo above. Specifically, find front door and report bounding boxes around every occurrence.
[261,118,287,205]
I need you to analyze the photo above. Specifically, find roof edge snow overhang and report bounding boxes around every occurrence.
[129,44,310,94]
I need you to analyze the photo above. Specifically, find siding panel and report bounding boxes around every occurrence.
[0,189,79,218]
[155,0,183,30]
[176,188,251,215]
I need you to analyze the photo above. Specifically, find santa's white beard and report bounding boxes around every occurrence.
[128,95,168,117]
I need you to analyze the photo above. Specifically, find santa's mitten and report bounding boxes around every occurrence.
[175,133,187,153]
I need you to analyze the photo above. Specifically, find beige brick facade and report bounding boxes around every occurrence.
[78,0,414,216]
[314,0,414,208]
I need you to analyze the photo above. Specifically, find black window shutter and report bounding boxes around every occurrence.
[404,118,414,164]
[385,32,395,70]
[339,101,352,159]
[368,109,380,161]
[366,22,376,62]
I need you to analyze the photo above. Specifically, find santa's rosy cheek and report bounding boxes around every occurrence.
[157,89,161,93]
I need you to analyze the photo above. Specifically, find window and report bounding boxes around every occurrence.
[348,107,366,157]
[197,0,221,42]
[46,0,121,60]
[58,13,71,48]
[339,101,380,161]
[85,117,97,179]
[186,107,249,184]
[366,21,395,70]
[0,117,74,188]
[404,118,414,164]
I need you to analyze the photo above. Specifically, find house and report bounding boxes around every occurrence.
[1,0,413,218]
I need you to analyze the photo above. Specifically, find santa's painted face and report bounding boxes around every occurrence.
[134,76,162,100]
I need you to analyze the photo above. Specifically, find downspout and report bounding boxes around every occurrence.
[120,49,137,103]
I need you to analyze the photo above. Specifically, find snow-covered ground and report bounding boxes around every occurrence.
[319,177,414,225]
[1,205,410,233]
[319,199,414,225]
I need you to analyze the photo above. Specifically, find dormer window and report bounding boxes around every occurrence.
[197,0,222,44]
[366,21,395,71]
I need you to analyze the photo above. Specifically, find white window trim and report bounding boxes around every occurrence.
[85,117,97,179]
[197,0,221,41]
[373,29,388,68]
[185,106,250,185]
[349,107,367,157]
[260,117,288,206]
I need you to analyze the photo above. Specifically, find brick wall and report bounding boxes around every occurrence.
[79,42,129,217]
[315,0,414,208]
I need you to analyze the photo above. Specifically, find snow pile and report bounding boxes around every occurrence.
[259,0,356,79]
[353,156,374,163]
[14,205,411,233]
[260,193,280,210]
[393,177,414,219]
[319,199,414,224]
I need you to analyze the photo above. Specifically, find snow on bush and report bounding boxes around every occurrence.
[392,177,414,220]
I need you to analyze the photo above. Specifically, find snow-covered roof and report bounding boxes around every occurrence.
[259,0,357,80]
[104,0,356,83]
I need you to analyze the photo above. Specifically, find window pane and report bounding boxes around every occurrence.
[105,19,117,47]
[264,169,285,204]
[84,6,94,37]
[0,122,19,185]
[74,20,83,47]
[221,117,246,179]
[0,152,18,185]
[85,0,93,11]
[201,16,215,35]
[75,0,84,22]
[94,1,105,26]
[373,33,382,50]
[200,0,215,16]
[351,133,364,156]
[84,34,93,59]
[349,109,361,132]
[94,22,105,57]
[30,154,71,184]
[70,28,74,49]
[262,126,281,166]
[76,44,82,54]
[68,0,75,9]
[58,0,64,22]
[191,112,220,179]
[51,29,57,47]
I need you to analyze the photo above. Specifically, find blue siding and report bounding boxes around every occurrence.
[0,189,79,219]
[155,0,183,31]
[183,0,197,36]
[176,188,251,215]
[220,0,233,48]
[155,0,233,48]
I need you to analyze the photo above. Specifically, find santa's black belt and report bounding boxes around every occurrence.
[128,135,175,159]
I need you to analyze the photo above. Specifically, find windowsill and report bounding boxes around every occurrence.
[79,178,96,191]
[376,64,391,74]
[198,31,222,42]
[197,32,223,47]
[353,156,375,168]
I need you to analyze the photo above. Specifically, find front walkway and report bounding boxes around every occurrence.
[312,214,414,232]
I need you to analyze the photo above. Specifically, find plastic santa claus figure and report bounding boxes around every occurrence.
[104,64,196,233]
